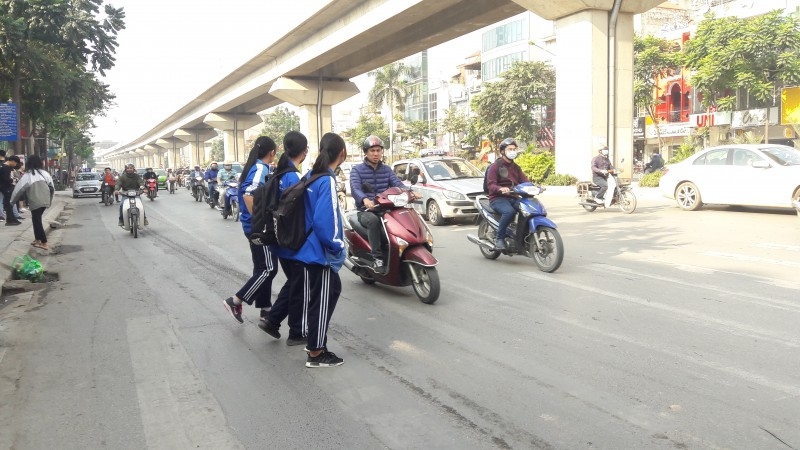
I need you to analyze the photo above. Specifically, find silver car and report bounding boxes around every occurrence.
[391,156,485,225]
[72,172,103,198]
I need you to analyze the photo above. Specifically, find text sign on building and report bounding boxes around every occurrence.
[731,107,778,128]
[0,103,18,141]
[687,111,732,128]
[645,122,692,139]
[633,117,645,139]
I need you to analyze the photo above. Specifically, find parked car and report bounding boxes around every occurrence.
[72,172,103,198]
[391,156,484,225]
[156,169,168,189]
[659,144,800,214]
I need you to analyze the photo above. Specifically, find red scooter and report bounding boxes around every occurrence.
[343,187,440,304]
[145,177,158,201]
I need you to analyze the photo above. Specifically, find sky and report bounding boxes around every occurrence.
[89,0,482,146]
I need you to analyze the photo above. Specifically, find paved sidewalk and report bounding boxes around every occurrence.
[0,191,74,294]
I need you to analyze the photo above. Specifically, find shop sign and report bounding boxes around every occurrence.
[688,111,732,128]
[731,107,778,128]
[645,122,692,139]
[633,117,645,139]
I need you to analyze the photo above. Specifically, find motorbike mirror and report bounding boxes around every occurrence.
[409,173,419,185]
[539,167,552,183]
[363,182,375,193]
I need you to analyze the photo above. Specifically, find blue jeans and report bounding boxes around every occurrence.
[490,197,519,240]
[207,182,218,203]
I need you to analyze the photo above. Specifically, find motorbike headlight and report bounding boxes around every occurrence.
[442,190,465,200]
[519,185,541,196]
[387,193,409,207]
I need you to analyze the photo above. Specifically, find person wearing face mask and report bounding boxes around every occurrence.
[486,138,529,250]
[591,146,612,203]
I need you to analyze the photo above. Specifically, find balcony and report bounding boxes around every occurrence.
[668,109,690,123]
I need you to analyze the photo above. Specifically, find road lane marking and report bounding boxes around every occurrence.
[643,258,800,290]
[517,271,799,349]
[757,243,800,252]
[127,315,244,449]
[585,264,800,313]
[551,315,800,398]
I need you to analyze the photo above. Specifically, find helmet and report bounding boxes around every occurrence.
[362,135,384,153]
[499,138,518,153]
[210,161,218,166]
[146,167,152,171]
[125,164,135,170]
[194,165,200,169]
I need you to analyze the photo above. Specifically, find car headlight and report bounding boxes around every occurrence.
[442,190,465,200]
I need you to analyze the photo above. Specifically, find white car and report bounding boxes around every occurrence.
[659,144,800,214]
[72,172,103,198]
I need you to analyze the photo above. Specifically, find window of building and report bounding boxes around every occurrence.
[481,52,526,81]
[482,17,528,52]
[429,92,437,134]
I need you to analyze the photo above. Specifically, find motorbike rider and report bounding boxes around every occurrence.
[115,164,147,226]
[350,135,418,272]
[644,150,664,174]
[217,161,237,214]
[189,164,204,197]
[143,167,158,196]
[590,146,612,203]
[485,138,530,250]
[99,167,115,203]
[204,161,220,207]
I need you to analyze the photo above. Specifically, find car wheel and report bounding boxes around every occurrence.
[426,200,445,226]
[676,182,702,211]
[793,187,800,217]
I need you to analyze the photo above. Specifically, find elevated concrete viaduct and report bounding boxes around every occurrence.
[107,0,662,179]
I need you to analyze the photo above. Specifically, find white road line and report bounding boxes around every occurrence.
[757,242,800,252]
[517,271,799,349]
[643,257,800,290]
[701,251,800,269]
[127,315,244,450]
[585,264,800,313]
[551,316,800,398]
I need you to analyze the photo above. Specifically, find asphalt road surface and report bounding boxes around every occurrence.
[1,187,798,450]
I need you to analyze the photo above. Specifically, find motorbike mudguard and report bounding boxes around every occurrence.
[402,246,438,266]
[529,216,557,231]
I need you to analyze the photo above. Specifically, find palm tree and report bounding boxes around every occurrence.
[368,63,412,160]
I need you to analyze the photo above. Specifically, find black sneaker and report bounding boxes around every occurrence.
[372,258,388,274]
[223,297,243,323]
[257,320,281,339]
[286,336,308,347]
[306,351,344,368]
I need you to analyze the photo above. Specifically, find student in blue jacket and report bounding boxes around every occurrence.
[260,131,309,346]
[293,132,347,368]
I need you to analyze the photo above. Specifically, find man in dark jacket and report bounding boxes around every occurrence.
[115,164,147,226]
[0,155,21,225]
[350,135,407,272]
[644,150,664,174]
[486,138,529,250]
[591,146,612,203]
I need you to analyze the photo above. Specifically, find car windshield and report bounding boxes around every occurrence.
[760,146,800,166]
[156,170,167,177]
[76,173,99,181]
[423,160,482,180]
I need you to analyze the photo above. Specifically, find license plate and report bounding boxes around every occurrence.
[81,188,96,192]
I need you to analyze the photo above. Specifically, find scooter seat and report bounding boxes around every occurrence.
[348,213,369,239]
[479,198,497,214]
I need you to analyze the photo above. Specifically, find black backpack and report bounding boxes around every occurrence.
[482,162,495,194]
[249,166,299,246]
[274,172,332,251]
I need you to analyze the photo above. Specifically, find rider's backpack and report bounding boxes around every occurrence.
[274,172,332,251]
[249,167,298,246]
[482,162,495,194]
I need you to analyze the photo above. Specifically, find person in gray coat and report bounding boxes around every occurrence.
[11,155,54,250]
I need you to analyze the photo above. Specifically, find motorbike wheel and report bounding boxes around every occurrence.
[409,264,439,304]
[531,226,563,273]
[582,203,597,212]
[793,188,800,218]
[478,219,501,260]
[233,202,240,222]
[426,200,445,226]
[130,213,138,238]
[618,191,637,214]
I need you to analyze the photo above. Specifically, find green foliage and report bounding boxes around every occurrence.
[404,120,430,150]
[439,106,470,150]
[638,171,663,187]
[542,173,578,186]
[470,61,555,145]
[682,11,800,109]
[260,107,300,144]
[210,138,224,163]
[345,114,389,151]
[634,34,681,146]
[727,130,763,144]
[515,151,554,181]
[670,136,700,163]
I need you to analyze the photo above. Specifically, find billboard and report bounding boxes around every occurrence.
[0,103,18,141]
[781,86,800,125]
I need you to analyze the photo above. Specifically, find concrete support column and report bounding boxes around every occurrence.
[269,77,359,171]
[175,128,217,168]
[144,144,164,169]
[204,113,262,163]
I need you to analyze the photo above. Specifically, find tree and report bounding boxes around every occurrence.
[470,61,555,149]
[683,11,800,112]
[634,35,681,151]
[0,0,125,154]
[404,120,430,152]
[210,138,224,164]
[259,106,300,145]
[439,107,470,153]
[345,114,389,153]
[368,62,412,159]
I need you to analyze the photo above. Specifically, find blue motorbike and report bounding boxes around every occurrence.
[220,178,240,221]
[467,181,564,273]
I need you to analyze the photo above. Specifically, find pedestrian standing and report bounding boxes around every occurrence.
[293,132,348,368]
[222,136,279,324]
[0,156,21,225]
[11,155,54,250]
[260,131,309,346]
